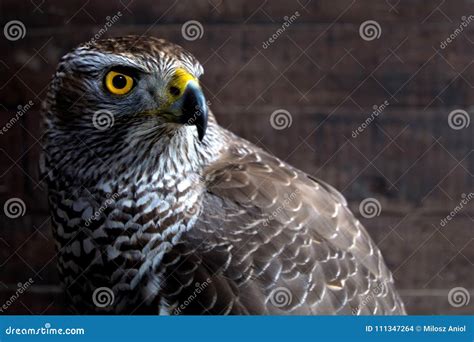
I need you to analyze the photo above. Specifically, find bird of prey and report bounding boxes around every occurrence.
[41,36,405,315]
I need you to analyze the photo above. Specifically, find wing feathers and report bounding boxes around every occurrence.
[157,140,405,315]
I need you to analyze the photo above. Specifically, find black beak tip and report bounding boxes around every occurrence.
[181,84,209,142]
[197,128,205,142]
[197,113,208,142]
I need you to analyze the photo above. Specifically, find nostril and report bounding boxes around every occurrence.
[169,86,181,96]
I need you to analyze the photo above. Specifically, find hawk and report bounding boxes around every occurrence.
[41,36,405,315]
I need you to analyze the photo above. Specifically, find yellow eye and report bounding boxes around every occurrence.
[104,70,134,95]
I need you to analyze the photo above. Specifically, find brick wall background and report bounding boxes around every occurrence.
[0,0,472,314]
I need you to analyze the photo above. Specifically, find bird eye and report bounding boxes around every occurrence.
[104,70,134,95]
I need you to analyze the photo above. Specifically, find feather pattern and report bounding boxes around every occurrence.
[41,36,405,315]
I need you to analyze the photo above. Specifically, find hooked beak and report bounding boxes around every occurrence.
[177,81,208,141]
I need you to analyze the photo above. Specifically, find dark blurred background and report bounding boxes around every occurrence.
[0,0,472,314]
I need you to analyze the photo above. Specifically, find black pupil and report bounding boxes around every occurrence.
[112,75,127,89]
[169,86,180,96]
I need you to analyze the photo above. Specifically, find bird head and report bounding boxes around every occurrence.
[48,36,208,139]
[43,36,213,182]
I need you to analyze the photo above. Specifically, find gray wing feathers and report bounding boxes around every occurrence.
[159,143,405,315]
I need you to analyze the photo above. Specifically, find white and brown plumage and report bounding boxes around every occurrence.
[41,36,405,315]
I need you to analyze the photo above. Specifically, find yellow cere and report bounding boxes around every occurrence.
[167,68,197,101]
[105,70,134,95]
